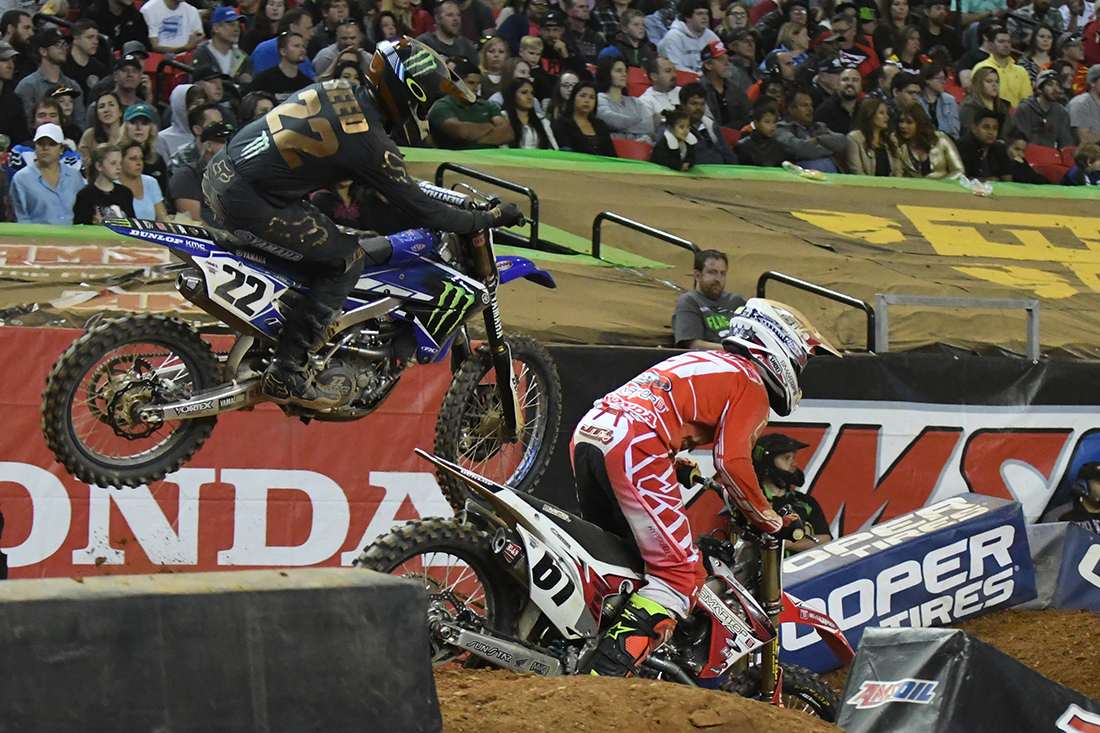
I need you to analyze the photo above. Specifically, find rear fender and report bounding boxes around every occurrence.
[496,255,556,288]
[779,591,856,666]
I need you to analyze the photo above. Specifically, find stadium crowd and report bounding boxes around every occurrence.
[0,0,1097,224]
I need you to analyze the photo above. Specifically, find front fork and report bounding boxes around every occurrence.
[758,535,784,704]
[469,229,520,443]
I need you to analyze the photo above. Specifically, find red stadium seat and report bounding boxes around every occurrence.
[626,66,650,97]
[944,77,967,104]
[721,127,741,145]
[675,69,700,88]
[1062,146,1077,166]
[1025,144,1062,167]
[1037,163,1070,184]
[612,138,654,161]
[749,0,776,25]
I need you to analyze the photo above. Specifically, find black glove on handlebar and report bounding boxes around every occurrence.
[774,514,805,543]
[491,203,526,228]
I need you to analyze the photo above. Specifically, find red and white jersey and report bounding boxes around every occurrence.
[596,351,781,531]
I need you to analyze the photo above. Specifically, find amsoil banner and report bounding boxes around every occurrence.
[779,495,1036,674]
[0,327,456,579]
[837,627,1100,733]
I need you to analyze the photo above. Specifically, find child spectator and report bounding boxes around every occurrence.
[734,101,788,166]
[10,123,84,225]
[1061,141,1100,184]
[501,78,559,149]
[47,86,82,144]
[650,106,696,170]
[1005,130,1051,184]
[73,142,134,224]
[613,9,659,69]
[552,79,618,155]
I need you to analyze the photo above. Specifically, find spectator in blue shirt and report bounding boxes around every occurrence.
[11,123,85,224]
[251,8,316,77]
[918,62,961,138]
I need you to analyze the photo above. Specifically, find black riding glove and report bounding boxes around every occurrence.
[774,514,805,543]
[490,202,526,228]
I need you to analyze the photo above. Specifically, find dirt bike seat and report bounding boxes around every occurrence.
[512,493,644,573]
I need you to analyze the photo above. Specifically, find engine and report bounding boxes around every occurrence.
[309,320,411,419]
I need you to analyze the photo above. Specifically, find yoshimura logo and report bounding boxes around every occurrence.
[427,281,474,333]
[846,678,938,709]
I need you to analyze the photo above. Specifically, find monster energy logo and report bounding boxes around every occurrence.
[239,131,271,161]
[403,49,437,76]
[427,281,474,333]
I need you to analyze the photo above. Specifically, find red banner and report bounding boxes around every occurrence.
[0,327,455,579]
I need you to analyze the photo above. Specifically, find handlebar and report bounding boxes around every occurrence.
[691,474,806,543]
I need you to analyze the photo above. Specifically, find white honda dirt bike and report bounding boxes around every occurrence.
[357,450,854,721]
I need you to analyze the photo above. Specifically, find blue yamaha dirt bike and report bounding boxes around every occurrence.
[41,183,560,509]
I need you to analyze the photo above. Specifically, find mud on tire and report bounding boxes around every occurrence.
[434,335,561,513]
[721,663,841,722]
[41,314,221,488]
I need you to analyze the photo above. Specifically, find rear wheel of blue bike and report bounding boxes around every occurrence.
[434,335,560,513]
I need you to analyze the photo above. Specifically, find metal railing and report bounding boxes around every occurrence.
[591,212,699,260]
[874,294,1041,362]
[435,163,540,248]
[33,13,112,59]
[154,57,193,105]
[757,271,876,351]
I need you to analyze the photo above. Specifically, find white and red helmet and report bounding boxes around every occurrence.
[722,298,839,416]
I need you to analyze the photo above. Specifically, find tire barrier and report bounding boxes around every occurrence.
[1018,522,1100,612]
[836,626,1100,733]
[780,495,1036,674]
[0,568,442,733]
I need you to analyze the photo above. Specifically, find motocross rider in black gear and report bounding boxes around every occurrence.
[202,38,524,409]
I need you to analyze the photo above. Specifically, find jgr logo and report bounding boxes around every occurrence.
[785,526,1017,649]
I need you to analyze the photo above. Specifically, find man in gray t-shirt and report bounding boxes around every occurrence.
[672,248,746,349]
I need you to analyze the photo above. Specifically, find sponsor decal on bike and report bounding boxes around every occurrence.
[174,399,214,415]
[528,661,552,675]
[218,393,249,410]
[426,281,474,334]
[1057,704,1100,733]
[465,640,514,663]
[845,678,938,709]
[541,504,572,522]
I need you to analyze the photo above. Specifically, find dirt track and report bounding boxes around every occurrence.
[436,609,1100,733]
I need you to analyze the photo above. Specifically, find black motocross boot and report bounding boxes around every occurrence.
[262,301,342,409]
[585,593,676,677]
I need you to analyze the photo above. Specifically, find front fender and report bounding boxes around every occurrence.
[780,591,856,666]
[496,255,556,289]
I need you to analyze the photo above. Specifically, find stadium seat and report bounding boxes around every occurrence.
[626,66,650,97]
[944,77,966,103]
[675,69,700,87]
[1025,144,1062,167]
[749,0,776,24]
[612,138,654,161]
[1061,147,1077,166]
[1037,163,1070,184]
[721,127,741,145]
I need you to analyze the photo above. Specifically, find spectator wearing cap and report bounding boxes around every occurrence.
[73,142,136,225]
[247,32,313,101]
[679,80,739,162]
[428,59,513,148]
[10,123,84,225]
[86,0,149,56]
[192,6,255,83]
[1006,0,1063,47]
[252,9,316,76]
[141,0,205,55]
[1013,67,1075,147]
[595,54,656,142]
[63,20,109,103]
[559,0,605,66]
[551,79,618,155]
[1068,64,1100,143]
[957,106,1013,180]
[918,62,960,137]
[168,102,223,175]
[658,0,719,73]
[639,56,682,136]
[418,0,480,67]
[0,42,28,145]
[191,66,239,126]
[815,63,862,132]
[16,29,86,130]
[808,54,843,107]
[308,0,350,59]
[1054,32,1090,96]
[918,0,961,59]
[698,40,751,129]
[972,26,1032,107]
[78,91,124,165]
[613,9,659,69]
[48,86,84,143]
[119,102,170,200]
[5,99,85,184]
[313,18,371,78]
[0,10,35,81]
[97,52,152,116]
[170,120,232,223]
[726,30,760,91]
[775,87,847,171]
[538,8,588,79]
[831,13,880,80]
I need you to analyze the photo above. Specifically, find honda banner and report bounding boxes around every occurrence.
[780,494,1036,673]
[837,627,1100,733]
